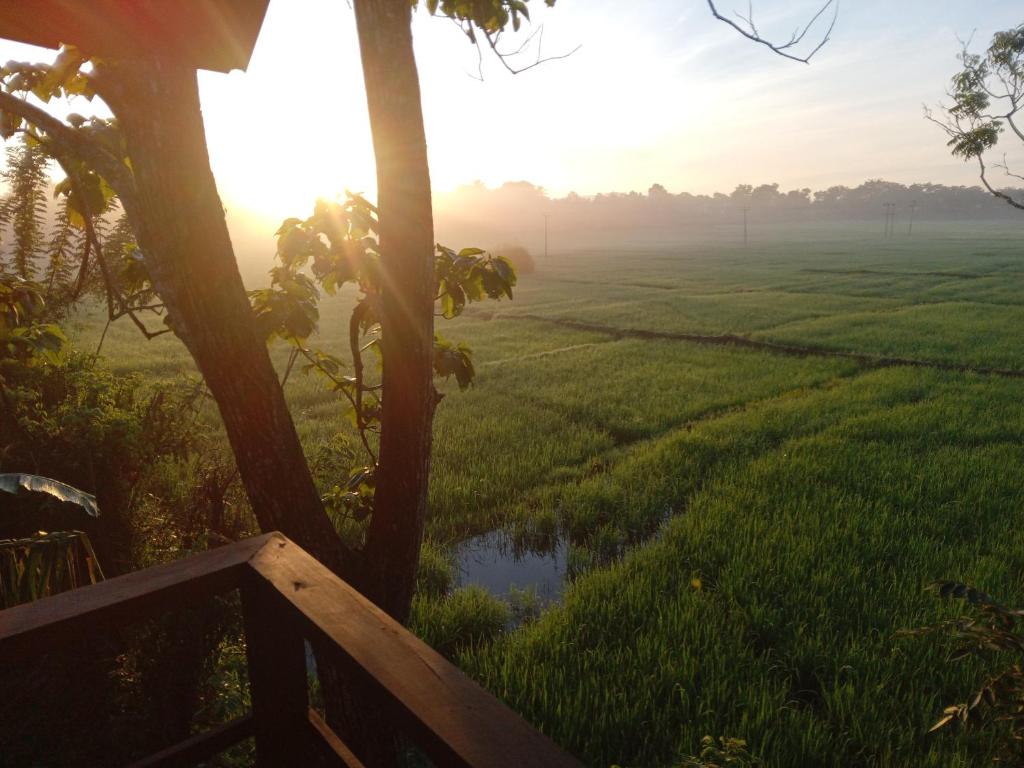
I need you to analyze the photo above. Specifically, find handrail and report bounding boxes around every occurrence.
[0,532,276,662]
[0,532,581,768]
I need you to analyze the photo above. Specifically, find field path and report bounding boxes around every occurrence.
[480,342,608,367]
[508,313,1024,379]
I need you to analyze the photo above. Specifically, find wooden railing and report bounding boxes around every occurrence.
[0,532,581,768]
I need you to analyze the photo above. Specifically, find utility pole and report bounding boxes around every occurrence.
[883,203,896,238]
[543,214,549,259]
[907,200,917,236]
[742,206,749,247]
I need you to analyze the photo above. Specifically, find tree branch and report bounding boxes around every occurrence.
[483,25,582,76]
[707,0,838,64]
[0,91,137,213]
[977,154,1024,211]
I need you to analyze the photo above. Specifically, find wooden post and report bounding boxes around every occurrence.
[241,574,310,766]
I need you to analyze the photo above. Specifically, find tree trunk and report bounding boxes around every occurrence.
[354,0,438,623]
[93,59,348,576]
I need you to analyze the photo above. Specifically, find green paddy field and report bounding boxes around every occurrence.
[71,222,1024,766]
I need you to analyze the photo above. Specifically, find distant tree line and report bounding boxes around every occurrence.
[435,178,1024,246]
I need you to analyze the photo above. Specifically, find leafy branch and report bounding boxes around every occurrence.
[900,581,1024,761]
[927,26,1024,211]
[0,49,167,338]
[251,193,517,527]
[420,0,579,78]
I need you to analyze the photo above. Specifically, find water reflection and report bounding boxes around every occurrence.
[455,531,566,605]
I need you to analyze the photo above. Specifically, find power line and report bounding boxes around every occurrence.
[883,203,896,238]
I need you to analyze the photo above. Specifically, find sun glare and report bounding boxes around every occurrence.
[197,0,376,225]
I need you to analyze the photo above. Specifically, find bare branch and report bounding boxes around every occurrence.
[708,0,838,64]
[483,25,581,75]
[977,154,1024,211]
[438,11,580,78]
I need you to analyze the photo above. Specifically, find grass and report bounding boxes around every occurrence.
[756,301,1024,370]
[463,368,1024,766]
[71,221,1024,765]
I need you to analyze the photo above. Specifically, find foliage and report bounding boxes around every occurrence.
[676,737,764,768]
[251,193,516,527]
[930,25,1024,209]
[0,529,103,608]
[43,194,85,303]
[0,137,49,279]
[0,67,163,338]
[0,273,67,390]
[0,472,99,516]
[0,471,102,611]
[0,349,250,765]
[0,352,211,579]
[901,582,1024,762]
[418,0,555,37]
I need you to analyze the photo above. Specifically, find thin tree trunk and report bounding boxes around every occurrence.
[92,59,348,576]
[355,0,437,624]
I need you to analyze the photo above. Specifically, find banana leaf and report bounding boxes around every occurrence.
[0,474,103,607]
[0,473,100,517]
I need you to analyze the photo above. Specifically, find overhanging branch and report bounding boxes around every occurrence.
[0,91,138,214]
[977,155,1024,211]
[707,0,838,64]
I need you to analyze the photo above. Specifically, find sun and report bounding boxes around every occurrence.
[195,0,376,225]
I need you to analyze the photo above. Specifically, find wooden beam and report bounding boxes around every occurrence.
[0,0,270,73]
[125,714,254,768]
[0,533,282,662]
[241,569,311,767]
[248,537,582,768]
[307,708,367,768]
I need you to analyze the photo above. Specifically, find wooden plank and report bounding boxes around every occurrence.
[0,533,281,662]
[0,0,270,73]
[248,537,583,768]
[307,708,367,768]
[241,572,310,767]
[125,714,254,768]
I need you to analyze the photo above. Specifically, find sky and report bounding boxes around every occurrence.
[1,1,1022,223]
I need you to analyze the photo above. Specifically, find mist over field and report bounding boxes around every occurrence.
[224,176,1024,285]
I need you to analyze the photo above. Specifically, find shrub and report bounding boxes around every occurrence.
[493,243,536,275]
[0,354,209,572]
[0,351,253,765]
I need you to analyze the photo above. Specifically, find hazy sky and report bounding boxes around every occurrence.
[2,1,1023,221]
